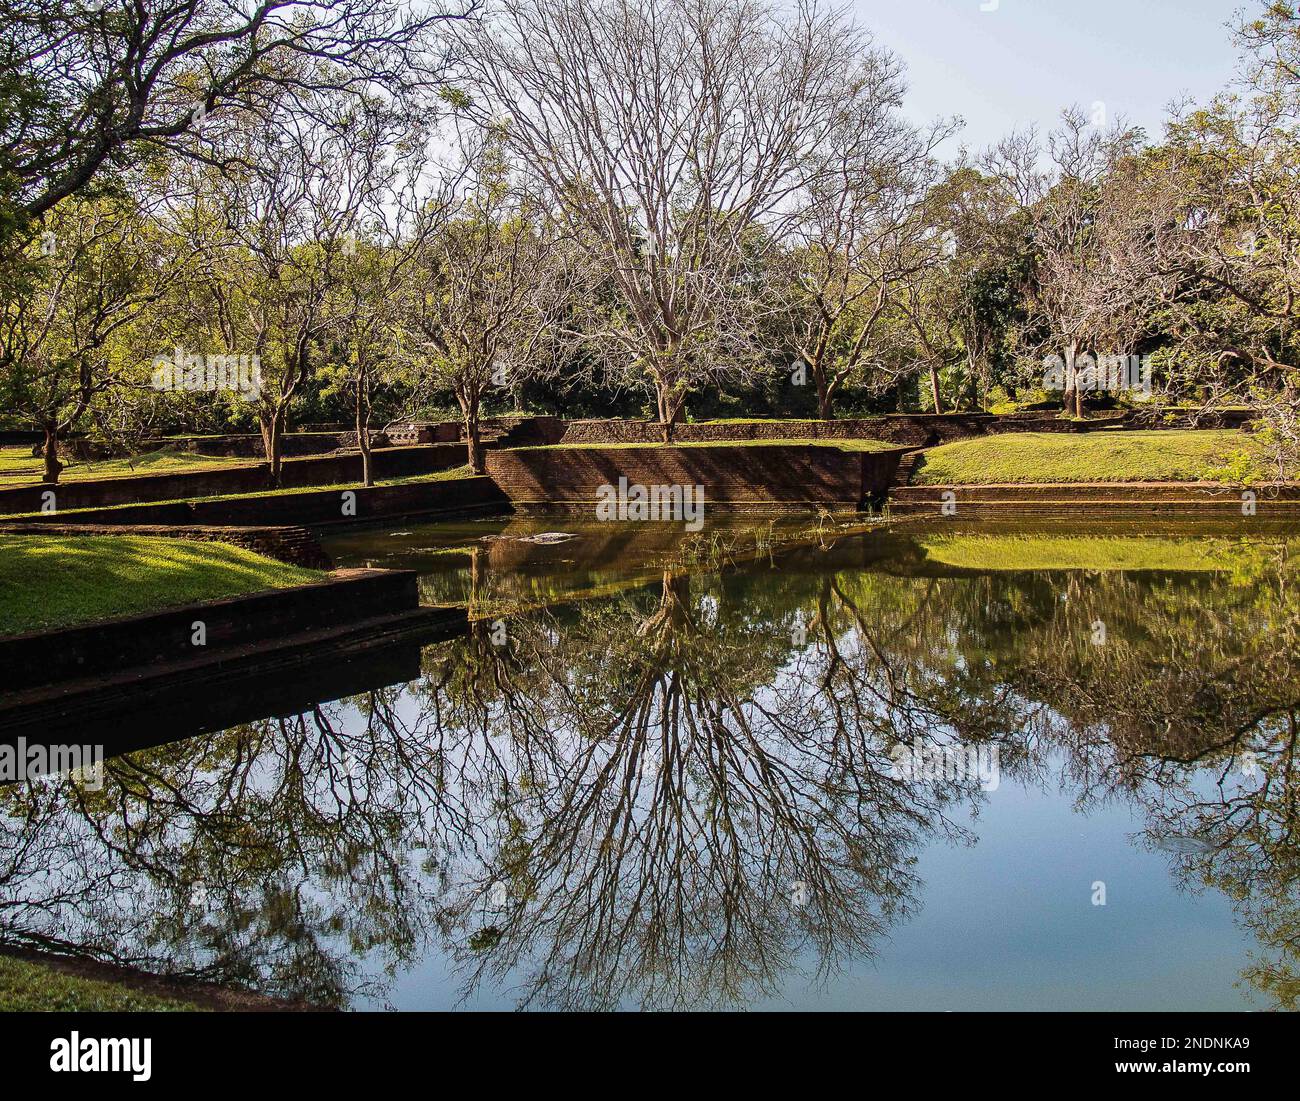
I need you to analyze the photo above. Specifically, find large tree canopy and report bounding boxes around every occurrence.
[0,0,466,237]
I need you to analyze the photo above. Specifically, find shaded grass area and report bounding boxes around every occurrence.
[0,954,197,1012]
[0,465,477,520]
[166,463,476,503]
[0,446,247,486]
[917,533,1248,573]
[910,430,1278,485]
[517,439,901,452]
[0,535,323,636]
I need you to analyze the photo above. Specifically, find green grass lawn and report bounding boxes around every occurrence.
[0,446,248,486]
[0,535,324,636]
[909,430,1280,485]
[518,439,900,452]
[0,954,198,1012]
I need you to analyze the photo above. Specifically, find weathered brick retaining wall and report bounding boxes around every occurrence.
[0,522,330,568]
[387,415,567,447]
[560,410,1259,448]
[6,629,442,749]
[558,416,981,447]
[491,416,568,447]
[0,444,466,515]
[10,474,509,527]
[981,410,1257,434]
[889,482,1300,517]
[387,422,461,445]
[0,568,426,692]
[485,445,909,513]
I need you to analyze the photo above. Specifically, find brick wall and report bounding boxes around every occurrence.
[387,422,462,445]
[889,482,1300,516]
[558,410,1260,448]
[0,569,423,692]
[559,415,994,447]
[485,444,908,513]
[492,416,568,446]
[0,444,466,516]
[386,416,567,447]
[10,474,510,527]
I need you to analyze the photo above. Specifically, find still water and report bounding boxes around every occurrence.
[3,516,1298,1010]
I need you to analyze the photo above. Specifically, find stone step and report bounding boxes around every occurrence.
[890,482,1300,502]
[891,449,925,487]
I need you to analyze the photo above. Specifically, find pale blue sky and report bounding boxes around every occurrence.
[856,0,1249,153]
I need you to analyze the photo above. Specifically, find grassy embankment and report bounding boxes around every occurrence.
[910,430,1284,485]
[0,535,324,636]
[0,445,247,486]
[0,954,197,1012]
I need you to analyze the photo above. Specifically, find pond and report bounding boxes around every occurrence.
[2,515,1298,1011]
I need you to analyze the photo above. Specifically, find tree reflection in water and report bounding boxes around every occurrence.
[427,569,990,1009]
[1,528,1298,1009]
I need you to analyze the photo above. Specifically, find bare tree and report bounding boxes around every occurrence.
[983,109,1161,417]
[456,0,904,440]
[405,130,572,473]
[781,95,956,419]
[324,112,436,486]
[168,92,398,484]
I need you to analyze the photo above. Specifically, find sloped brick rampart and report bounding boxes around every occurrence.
[485,445,909,513]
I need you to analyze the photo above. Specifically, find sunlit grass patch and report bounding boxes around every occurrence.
[0,535,324,636]
[0,954,198,1012]
[910,430,1282,485]
[0,446,247,487]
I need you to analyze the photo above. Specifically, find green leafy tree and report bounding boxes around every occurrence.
[0,190,168,482]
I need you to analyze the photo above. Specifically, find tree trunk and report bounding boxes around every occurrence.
[815,369,833,420]
[261,408,286,487]
[1062,341,1078,419]
[467,423,484,474]
[657,382,684,444]
[41,425,63,484]
[355,375,373,488]
[465,400,485,475]
[928,365,944,414]
[465,545,488,619]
